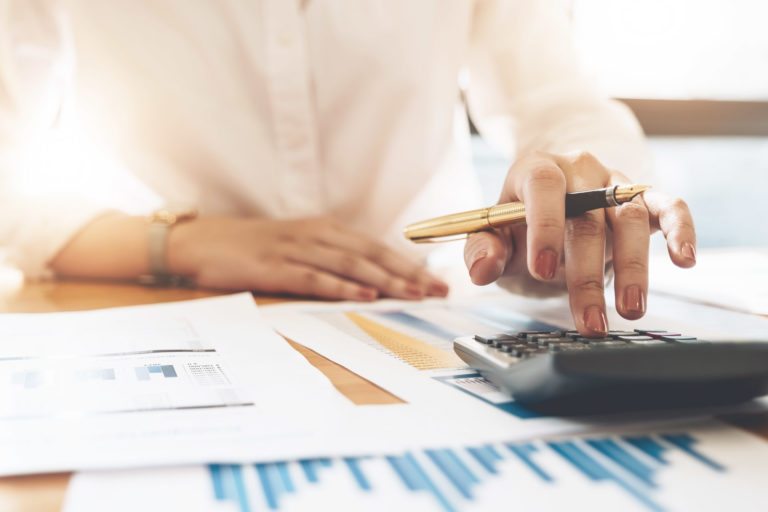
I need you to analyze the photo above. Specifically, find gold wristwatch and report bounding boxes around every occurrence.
[138,208,198,286]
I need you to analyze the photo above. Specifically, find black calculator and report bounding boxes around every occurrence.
[454,329,768,415]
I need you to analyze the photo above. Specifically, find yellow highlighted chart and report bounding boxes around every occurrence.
[345,312,463,370]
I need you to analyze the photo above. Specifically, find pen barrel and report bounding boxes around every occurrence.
[487,202,527,228]
[403,207,492,241]
[564,187,614,217]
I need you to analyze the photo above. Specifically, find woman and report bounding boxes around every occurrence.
[0,0,695,335]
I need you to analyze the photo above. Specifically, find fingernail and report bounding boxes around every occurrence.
[405,283,425,299]
[429,282,449,297]
[468,249,488,275]
[583,306,608,336]
[681,242,696,263]
[357,288,377,301]
[534,249,558,280]
[622,285,645,315]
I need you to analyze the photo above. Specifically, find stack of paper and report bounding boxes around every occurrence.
[4,290,768,511]
[0,294,353,475]
[648,248,768,316]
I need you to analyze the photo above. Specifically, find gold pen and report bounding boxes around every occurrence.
[404,184,651,243]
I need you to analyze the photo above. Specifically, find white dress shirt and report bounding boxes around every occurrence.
[0,0,651,280]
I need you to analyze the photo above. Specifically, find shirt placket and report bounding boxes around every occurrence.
[264,0,323,217]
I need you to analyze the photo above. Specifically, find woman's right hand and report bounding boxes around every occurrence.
[167,216,449,301]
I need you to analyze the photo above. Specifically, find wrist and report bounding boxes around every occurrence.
[165,217,200,278]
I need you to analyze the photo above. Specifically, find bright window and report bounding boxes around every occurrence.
[571,0,768,100]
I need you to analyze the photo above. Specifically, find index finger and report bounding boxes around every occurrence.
[323,223,450,296]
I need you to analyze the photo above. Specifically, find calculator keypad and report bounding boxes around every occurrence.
[472,329,701,361]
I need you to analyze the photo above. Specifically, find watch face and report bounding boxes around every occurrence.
[150,209,198,225]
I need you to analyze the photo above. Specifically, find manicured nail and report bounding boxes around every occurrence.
[468,249,488,275]
[405,283,425,299]
[357,288,377,301]
[681,242,696,263]
[534,249,558,280]
[429,282,449,297]
[622,285,645,315]
[583,306,608,336]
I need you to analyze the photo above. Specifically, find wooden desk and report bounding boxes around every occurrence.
[0,279,765,512]
[0,279,400,512]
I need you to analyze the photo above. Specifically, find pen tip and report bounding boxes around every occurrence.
[614,184,651,203]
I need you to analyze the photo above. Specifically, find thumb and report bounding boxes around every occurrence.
[463,231,513,285]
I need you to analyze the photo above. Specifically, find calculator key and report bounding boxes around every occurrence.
[510,347,544,358]
[635,330,678,338]
[617,335,654,341]
[516,331,551,338]
[545,343,579,352]
[628,339,668,345]
[557,343,590,351]
[587,340,629,347]
[492,339,527,348]
[499,343,530,352]
[607,331,638,337]
[575,337,615,343]
[637,330,684,339]
[661,336,702,343]
[524,333,559,341]
[474,334,517,344]
[537,337,573,347]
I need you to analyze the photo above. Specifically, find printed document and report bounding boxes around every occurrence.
[0,293,350,476]
[64,419,768,512]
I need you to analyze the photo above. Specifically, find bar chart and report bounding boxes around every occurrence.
[1,349,250,419]
[205,430,735,512]
[310,302,558,419]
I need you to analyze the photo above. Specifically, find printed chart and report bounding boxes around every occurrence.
[65,422,768,512]
[316,303,556,372]
[290,300,559,419]
[1,349,250,419]
[207,432,722,512]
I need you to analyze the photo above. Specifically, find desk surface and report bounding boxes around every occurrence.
[0,279,765,512]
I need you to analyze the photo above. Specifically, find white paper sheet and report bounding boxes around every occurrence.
[648,248,768,316]
[64,419,768,512]
[0,293,355,476]
[263,292,768,446]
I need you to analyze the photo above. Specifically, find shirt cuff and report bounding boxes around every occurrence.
[2,199,119,280]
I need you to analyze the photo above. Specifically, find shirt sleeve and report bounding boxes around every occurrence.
[466,0,652,298]
[466,0,653,179]
[0,0,119,279]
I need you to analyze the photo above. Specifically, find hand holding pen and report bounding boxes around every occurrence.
[408,151,697,337]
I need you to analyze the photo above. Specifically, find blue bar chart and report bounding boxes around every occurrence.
[134,365,178,381]
[207,430,728,512]
[2,350,250,419]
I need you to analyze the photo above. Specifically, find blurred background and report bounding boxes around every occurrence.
[473,0,768,250]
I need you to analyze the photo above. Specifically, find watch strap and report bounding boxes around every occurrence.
[139,209,197,287]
